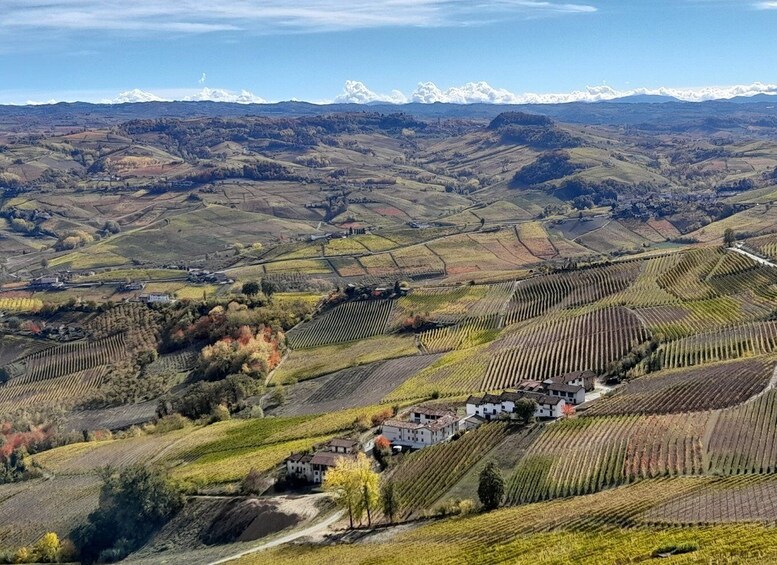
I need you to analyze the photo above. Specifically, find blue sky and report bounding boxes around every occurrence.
[2,0,777,104]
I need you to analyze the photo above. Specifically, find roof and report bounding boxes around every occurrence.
[553,370,596,383]
[410,406,455,417]
[545,382,584,394]
[327,438,359,449]
[383,413,459,432]
[310,452,353,467]
[286,452,313,464]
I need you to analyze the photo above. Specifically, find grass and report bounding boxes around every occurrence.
[272,334,419,384]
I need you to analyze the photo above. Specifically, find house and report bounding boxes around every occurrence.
[29,276,60,289]
[145,293,172,304]
[515,378,587,406]
[551,370,596,392]
[465,390,567,421]
[284,437,359,484]
[119,281,145,292]
[380,406,460,449]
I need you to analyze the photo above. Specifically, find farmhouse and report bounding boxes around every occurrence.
[381,406,460,449]
[466,390,566,421]
[285,437,359,484]
[516,379,586,406]
[551,370,596,392]
[144,293,173,304]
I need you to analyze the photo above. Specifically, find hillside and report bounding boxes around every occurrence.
[2,104,777,563]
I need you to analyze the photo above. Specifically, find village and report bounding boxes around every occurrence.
[283,370,598,486]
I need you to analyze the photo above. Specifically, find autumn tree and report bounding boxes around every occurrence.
[478,460,504,511]
[562,403,576,419]
[34,532,61,563]
[323,453,379,528]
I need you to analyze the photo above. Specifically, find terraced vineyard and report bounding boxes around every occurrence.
[482,307,648,390]
[505,414,710,504]
[286,299,394,349]
[9,333,125,384]
[585,357,774,416]
[0,366,107,411]
[282,354,443,416]
[706,389,777,475]
[419,314,501,353]
[0,296,43,312]
[389,422,511,517]
[503,262,640,325]
[652,321,777,370]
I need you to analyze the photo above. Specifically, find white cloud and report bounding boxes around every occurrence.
[334,80,407,104]
[0,1,597,36]
[199,73,207,85]
[184,87,266,103]
[107,89,168,103]
[338,80,777,105]
[99,87,265,104]
[755,2,777,9]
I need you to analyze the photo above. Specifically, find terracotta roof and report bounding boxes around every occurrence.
[286,452,313,463]
[383,413,459,432]
[553,371,596,383]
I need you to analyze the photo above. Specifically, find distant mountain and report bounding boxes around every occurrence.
[727,93,777,104]
[606,94,680,104]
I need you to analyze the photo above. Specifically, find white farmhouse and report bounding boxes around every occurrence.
[465,390,567,421]
[381,406,460,449]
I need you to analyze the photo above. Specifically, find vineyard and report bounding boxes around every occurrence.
[706,388,777,475]
[285,354,443,416]
[9,333,126,385]
[0,476,100,549]
[505,414,710,504]
[0,297,43,313]
[419,314,501,353]
[388,422,511,517]
[503,262,640,325]
[244,478,777,565]
[286,299,394,349]
[585,357,774,416]
[0,366,107,411]
[650,321,777,371]
[482,306,648,390]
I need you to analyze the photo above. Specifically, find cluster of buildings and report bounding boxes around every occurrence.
[283,371,598,486]
[285,437,360,484]
[465,371,594,423]
[187,268,234,285]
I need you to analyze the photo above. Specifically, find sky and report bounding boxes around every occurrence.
[2,0,777,105]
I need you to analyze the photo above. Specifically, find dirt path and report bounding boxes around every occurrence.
[729,244,777,268]
[207,509,345,565]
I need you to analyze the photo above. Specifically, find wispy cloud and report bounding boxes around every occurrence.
[755,1,777,8]
[0,1,597,37]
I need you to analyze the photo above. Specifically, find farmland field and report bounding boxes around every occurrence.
[286,299,394,349]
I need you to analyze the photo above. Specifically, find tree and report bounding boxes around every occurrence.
[242,281,260,296]
[562,403,576,418]
[513,398,537,424]
[72,466,184,563]
[323,453,379,528]
[478,461,504,511]
[380,480,401,524]
[723,228,736,248]
[34,532,61,563]
[260,279,276,298]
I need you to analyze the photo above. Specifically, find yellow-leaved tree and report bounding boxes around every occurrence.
[323,452,379,528]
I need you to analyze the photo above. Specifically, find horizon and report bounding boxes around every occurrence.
[4,1,777,105]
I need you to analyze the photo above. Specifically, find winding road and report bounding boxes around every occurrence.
[207,510,345,565]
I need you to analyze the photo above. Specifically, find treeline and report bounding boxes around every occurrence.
[512,151,586,186]
[488,112,580,149]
